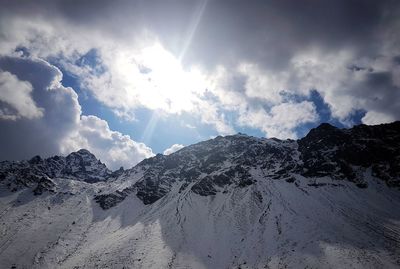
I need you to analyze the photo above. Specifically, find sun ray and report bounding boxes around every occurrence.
[140,110,160,145]
[178,0,208,63]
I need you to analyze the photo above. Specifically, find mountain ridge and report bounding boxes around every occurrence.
[1,121,399,206]
[0,121,399,268]
[93,121,400,209]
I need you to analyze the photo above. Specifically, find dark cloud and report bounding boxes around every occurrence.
[354,71,400,119]
[392,55,400,65]
[0,56,80,160]
[2,0,398,69]
[183,0,398,69]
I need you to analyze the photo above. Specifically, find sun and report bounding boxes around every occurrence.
[123,43,207,114]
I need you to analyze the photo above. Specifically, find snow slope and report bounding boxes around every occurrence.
[0,122,400,268]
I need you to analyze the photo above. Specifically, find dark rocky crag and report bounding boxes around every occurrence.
[299,122,400,187]
[0,149,115,193]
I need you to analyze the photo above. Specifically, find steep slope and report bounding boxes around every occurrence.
[0,122,400,268]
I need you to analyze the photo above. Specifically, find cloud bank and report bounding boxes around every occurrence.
[0,56,153,170]
[0,0,399,167]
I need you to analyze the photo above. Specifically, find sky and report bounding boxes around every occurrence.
[0,0,399,170]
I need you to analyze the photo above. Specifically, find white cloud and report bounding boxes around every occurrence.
[62,115,154,170]
[361,111,396,125]
[238,101,318,138]
[208,48,400,130]
[238,63,288,104]
[192,99,235,135]
[206,66,248,110]
[58,41,210,116]
[204,64,320,137]
[0,56,153,170]
[0,71,43,120]
[185,123,196,129]
[163,144,185,155]
[277,49,400,124]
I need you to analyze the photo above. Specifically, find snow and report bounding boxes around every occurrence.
[1,123,400,268]
[0,169,399,268]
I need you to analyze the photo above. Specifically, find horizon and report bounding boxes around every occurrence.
[6,120,399,172]
[1,0,399,170]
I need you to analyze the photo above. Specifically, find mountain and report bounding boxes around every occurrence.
[0,122,400,268]
[0,149,114,190]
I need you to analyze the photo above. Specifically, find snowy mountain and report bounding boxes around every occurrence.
[0,149,113,190]
[0,122,400,268]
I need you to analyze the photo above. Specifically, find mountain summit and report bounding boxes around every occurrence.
[0,148,112,190]
[0,122,400,268]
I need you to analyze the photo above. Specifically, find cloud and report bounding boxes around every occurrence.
[0,0,399,143]
[0,56,81,160]
[0,55,153,170]
[0,71,43,120]
[361,111,396,125]
[163,144,185,155]
[62,115,154,170]
[238,63,287,104]
[209,48,400,128]
[192,98,235,135]
[76,43,208,115]
[238,101,319,138]
[185,123,196,129]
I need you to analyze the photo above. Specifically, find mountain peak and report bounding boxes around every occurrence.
[76,148,93,155]
[315,122,337,130]
[68,148,96,158]
[307,122,342,135]
[28,155,43,164]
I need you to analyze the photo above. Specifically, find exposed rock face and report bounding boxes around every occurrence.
[95,122,400,209]
[32,177,56,195]
[298,122,400,187]
[94,186,135,209]
[0,149,114,191]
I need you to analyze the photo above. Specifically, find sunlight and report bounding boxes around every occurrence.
[115,43,207,114]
